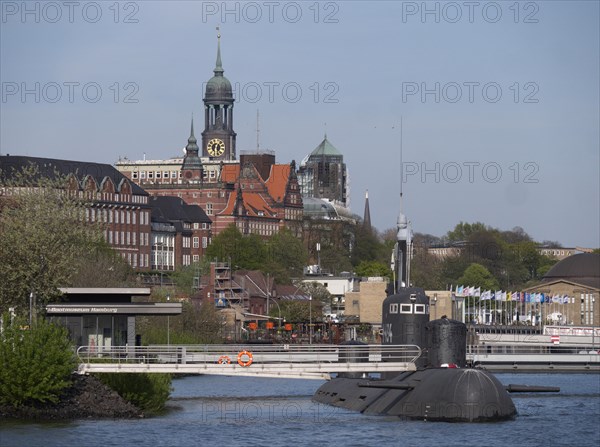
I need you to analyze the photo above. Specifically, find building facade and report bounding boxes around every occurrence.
[1,155,152,270]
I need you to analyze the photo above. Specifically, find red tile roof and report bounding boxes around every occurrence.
[265,164,291,203]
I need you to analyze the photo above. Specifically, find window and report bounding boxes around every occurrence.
[193,237,199,248]
[400,304,413,314]
[202,223,207,229]
[207,192,212,198]
[171,171,177,178]
[389,303,398,314]
[193,255,199,263]
[414,304,426,314]
[148,171,153,179]
[132,171,138,179]
[206,203,213,215]
[140,171,146,179]
[193,223,199,229]
[163,171,169,179]
[202,237,207,248]
[156,171,161,179]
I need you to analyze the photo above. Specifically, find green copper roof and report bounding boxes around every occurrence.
[310,134,342,157]
[205,31,233,101]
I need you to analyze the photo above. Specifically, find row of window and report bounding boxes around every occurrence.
[133,170,221,181]
[389,303,428,315]
[107,230,151,246]
[86,208,150,226]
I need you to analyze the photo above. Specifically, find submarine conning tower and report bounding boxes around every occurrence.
[382,287,430,369]
[426,317,467,368]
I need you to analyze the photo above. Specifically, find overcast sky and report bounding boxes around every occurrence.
[1,1,598,247]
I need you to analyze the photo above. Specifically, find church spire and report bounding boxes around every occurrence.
[186,116,199,155]
[182,115,203,180]
[363,190,371,230]
[214,26,224,76]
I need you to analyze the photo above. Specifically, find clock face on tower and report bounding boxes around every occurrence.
[207,138,226,157]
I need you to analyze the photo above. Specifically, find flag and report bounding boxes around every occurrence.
[473,287,481,297]
[457,285,464,296]
[507,292,512,302]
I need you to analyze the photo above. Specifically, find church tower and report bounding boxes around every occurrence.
[201,30,236,161]
[181,117,203,182]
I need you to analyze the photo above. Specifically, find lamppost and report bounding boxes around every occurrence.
[309,295,313,345]
[167,294,171,346]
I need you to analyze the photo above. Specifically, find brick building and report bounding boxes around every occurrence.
[116,35,303,238]
[1,155,152,270]
[149,196,212,270]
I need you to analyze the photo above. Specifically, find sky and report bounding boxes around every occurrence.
[1,1,599,248]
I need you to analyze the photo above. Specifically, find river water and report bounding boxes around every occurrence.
[1,373,599,447]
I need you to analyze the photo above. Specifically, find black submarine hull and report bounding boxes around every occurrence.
[313,367,517,422]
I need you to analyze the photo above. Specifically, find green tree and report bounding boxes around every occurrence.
[0,166,105,314]
[354,260,391,279]
[264,228,308,283]
[457,263,500,290]
[447,222,489,242]
[0,317,76,406]
[205,224,267,270]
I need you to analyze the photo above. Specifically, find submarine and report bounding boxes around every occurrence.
[312,199,557,422]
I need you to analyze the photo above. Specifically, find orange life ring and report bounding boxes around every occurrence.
[217,355,231,364]
[237,350,253,367]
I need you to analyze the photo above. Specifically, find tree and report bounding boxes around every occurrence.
[446,222,488,242]
[0,317,76,406]
[264,228,308,283]
[205,224,267,270]
[0,166,106,314]
[457,263,499,290]
[354,260,391,279]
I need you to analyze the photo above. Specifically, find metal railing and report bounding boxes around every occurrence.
[76,344,421,378]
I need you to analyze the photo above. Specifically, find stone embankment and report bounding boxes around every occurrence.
[0,374,143,420]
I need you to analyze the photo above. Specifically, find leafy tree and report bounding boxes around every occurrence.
[0,316,76,406]
[274,300,320,323]
[70,244,138,288]
[354,260,391,279]
[0,166,105,314]
[205,224,267,270]
[264,228,308,283]
[294,281,331,305]
[457,263,499,290]
[446,222,489,242]
[351,224,381,266]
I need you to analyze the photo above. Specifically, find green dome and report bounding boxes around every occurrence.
[205,75,233,102]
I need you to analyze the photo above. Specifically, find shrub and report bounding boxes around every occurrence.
[95,373,172,414]
[0,316,76,406]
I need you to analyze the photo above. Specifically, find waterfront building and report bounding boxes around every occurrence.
[0,155,152,270]
[46,287,181,348]
[524,253,599,327]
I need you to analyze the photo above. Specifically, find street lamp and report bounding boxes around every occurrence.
[167,294,171,346]
[309,295,313,345]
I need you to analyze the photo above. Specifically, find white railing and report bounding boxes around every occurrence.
[76,344,421,378]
